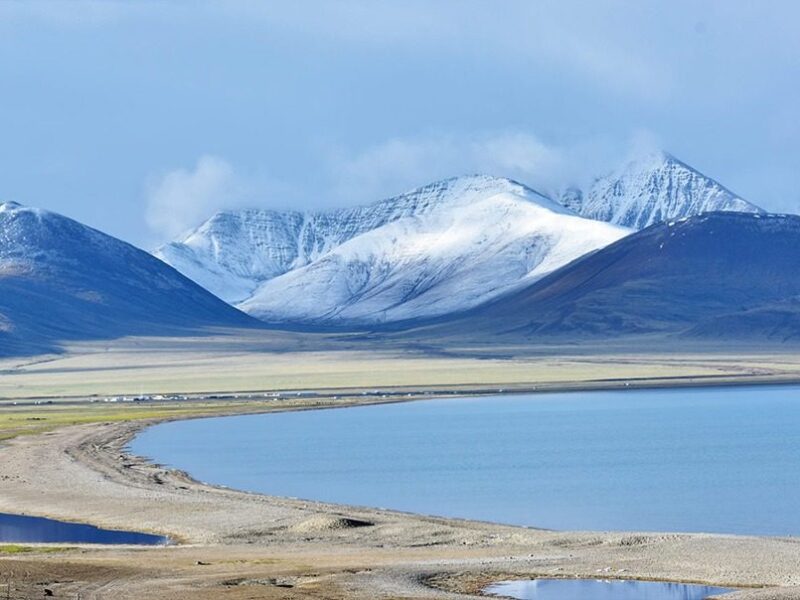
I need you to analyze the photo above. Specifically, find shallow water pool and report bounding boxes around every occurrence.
[0,512,168,545]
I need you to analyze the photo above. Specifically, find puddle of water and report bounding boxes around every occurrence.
[484,579,732,600]
[0,513,168,545]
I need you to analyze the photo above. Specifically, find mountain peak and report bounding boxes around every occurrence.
[560,150,763,229]
[0,200,23,212]
[387,173,541,201]
[621,149,716,180]
[383,173,568,216]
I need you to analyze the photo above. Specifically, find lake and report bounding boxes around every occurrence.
[0,513,168,545]
[130,385,800,535]
[484,579,732,600]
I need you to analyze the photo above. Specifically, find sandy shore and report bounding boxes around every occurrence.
[2,403,800,599]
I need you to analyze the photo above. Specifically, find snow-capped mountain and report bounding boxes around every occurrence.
[0,201,257,355]
[156,176,543,304]
[559,151,763,229]
[157,153,764,327]
[156,176,629,325]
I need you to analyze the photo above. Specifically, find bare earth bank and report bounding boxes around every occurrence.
[1,415,800,599]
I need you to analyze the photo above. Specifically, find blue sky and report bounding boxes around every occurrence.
[1,1,799,247]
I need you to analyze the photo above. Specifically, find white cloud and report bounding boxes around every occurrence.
[327,132,627,205]
[144,131,655,238]
[145,155,246,241]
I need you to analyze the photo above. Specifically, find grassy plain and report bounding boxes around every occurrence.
[2,332,800,402]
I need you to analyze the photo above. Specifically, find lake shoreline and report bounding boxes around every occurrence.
[2,382,800,598]
[130,384,800,536]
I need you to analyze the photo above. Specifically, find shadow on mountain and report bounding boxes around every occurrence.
[0,202,261,358]
[405,212,800,345]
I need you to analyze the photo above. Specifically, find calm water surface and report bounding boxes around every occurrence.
[130,385,800,535]
[484,579,732,600]
[0,513,168,545]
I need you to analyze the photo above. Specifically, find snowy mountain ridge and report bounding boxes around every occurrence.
[155,152,763,327]
[239,189,627,324]
[156,175,627,325]
[155,175,561,305]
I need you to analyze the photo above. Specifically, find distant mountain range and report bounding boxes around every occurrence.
[156,151,763,327]
[418,212,800,342]
[0,201,258,355]
[1,150,792,356]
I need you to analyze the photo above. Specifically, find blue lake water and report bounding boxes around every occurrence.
[484,579,732,600]
[130,385,800,535]
[0,513,168,545]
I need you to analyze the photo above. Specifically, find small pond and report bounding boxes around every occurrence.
[0,513,168,545]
